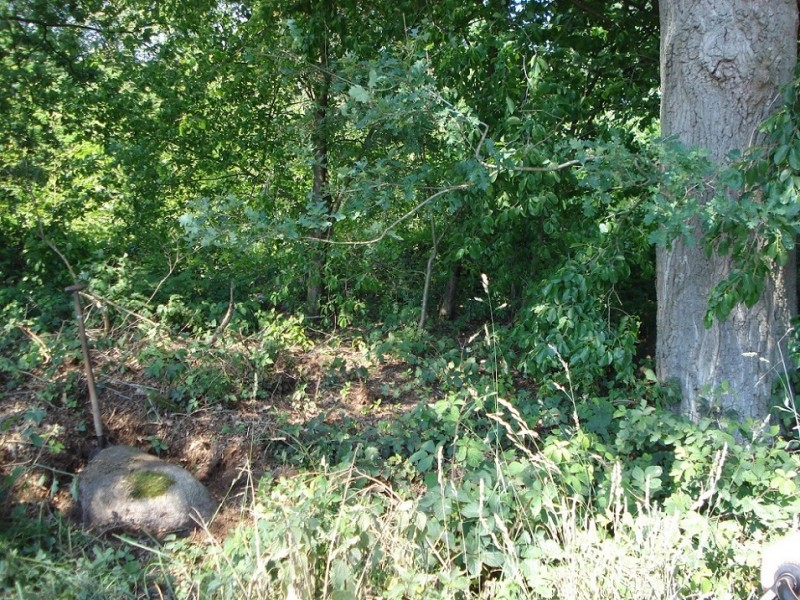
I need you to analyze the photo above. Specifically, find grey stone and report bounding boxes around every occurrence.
[78,445,215,535]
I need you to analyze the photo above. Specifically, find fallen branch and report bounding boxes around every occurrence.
[79,290,160,328]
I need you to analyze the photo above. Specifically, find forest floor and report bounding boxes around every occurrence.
[0,330,424,540]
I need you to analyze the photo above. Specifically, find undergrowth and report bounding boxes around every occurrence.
[1,290,800,599]
[154,403,799,599]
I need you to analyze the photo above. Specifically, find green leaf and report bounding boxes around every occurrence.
[790,147,800,171]
[460,502,482,519]
[506,460,527,476]
[505,97,515,115]
[417,454,434,472]
[774,144,790,165]
[348,85,370,104]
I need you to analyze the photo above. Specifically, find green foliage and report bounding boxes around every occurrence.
[0,507,152,599]
[2,0,799,597]
[162,379,799,599]
[133,309,309,412]
[3,320,799,598]
[179,468,404,599]
[0,0,665,347]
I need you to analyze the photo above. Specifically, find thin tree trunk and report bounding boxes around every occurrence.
[306,69,332,319]
[420,218,446,329]
[657,0,798,421]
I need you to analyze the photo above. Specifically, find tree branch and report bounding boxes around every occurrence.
[302,183,473,246]
[17,325,51,363]
[419,216,446,330]
[3,14,141,35]
[79,290,159,328]
[38,221,78,283]
[505,158,584,173]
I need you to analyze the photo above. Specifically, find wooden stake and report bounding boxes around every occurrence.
[65,283,105,448]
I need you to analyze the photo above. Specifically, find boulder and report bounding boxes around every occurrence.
[78,445,215,535]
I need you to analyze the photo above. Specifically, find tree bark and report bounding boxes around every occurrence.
[657,0,798,421]
[439,264,461,321]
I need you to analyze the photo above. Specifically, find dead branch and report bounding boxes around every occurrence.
[79,290,160,328]
[146,244,193,306]
[16,325,51,363]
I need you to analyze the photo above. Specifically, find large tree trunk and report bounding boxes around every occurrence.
[657,0,798,421]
